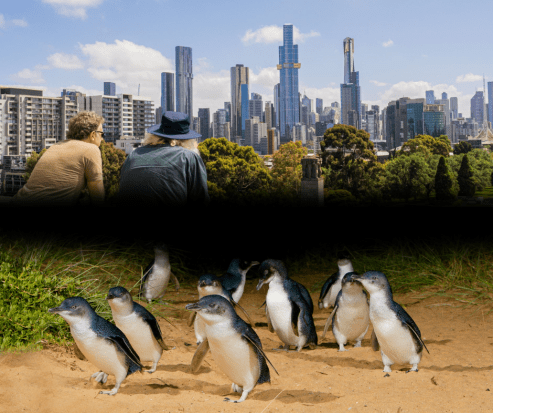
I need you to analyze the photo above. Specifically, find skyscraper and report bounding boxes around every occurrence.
[161,72,175,114]
[487,81,493,128]
[316,98,323,115]
[198,108,210,141]
[470,91,484,125]
[230,64,249,142]
[273,83,280,131]
[240,83,250,138]
[340,37,361,129]
[175,46,193,118]
[277,24,301,143]
[249,93,263,120]
[104,82,116,96]
[442,92,448,100]
[450,97,458,120]
[224,102,231,123]
[426,90,435,105]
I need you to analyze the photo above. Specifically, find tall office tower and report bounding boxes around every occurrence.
[450,97,458,120]
[198,108,210,141]
[77,93,154,143]
[487,81,493,128]
[423,104,446,137]
[340,37,361,129]
[273,83,280,131]
[425,90,435,105]
[155,106,163,124]
[302,94,312,114]
[277,24,301,143]
[316,98,323,115]
[161,72,175,114]
[213,109,228,138]
[224,102,231,123]
[240,83,250,139]
[61,89,85,103]
[104,82,116,96]
[231,64,249,142]
[265,101,274,129]
[385,97,409,149]
[175,46,193,118]
[249,93,263,120]
[365,109,379,141]
[267,128,277,154]
[470,91,484,125]
[442,92,448,100]
[361,102,368,118]
[193,116,200,135]
[244,116,259,147]
[434,97,450,134]
[0,87,78,157]
[406,98,425,140]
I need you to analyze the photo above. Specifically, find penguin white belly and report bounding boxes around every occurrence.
[145,266,170,300]
[325,280,342,307]
[334,300,369,341]
[370,311,419,364]
[71,324,128,377]
[113,312,160,363]
[232,278,246,303]
[204,321,259,388]
[266,282,299,347]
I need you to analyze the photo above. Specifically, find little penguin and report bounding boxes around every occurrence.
[219,259,260,303]
[106,286,172,374]
[48,297,142,395]
[256,259,317,351]
[350,271,429,375]
[189,273,253,346]
[185,295,279,403]
[139,243,180,303]
[318,252,354,309]
[322,272,373,351]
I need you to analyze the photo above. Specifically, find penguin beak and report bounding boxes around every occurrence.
[185,303,203,312]
[256,280,265,291]
[48,307,62,314]
[251,261,260,266]
[106,294,115,300]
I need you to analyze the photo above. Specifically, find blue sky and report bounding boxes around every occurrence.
[0,0,493,119]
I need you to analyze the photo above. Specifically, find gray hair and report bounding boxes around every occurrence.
[142,132,199,153]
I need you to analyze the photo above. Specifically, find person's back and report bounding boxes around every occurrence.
[13,139,103,206]
[116,144,209,207]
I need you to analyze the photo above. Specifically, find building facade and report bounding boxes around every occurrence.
[425,90,435,104]
[470,91,484,125]
[249,93,263,120]
[175,46,193,119]
[340,37,361,130]
[231,64,249,143]
[104,82,116,96]
[406,99,425,140]
[487,81,493,128]
[197,108,210,141]
[161,72,175,114]
[277,24,301,143]
[423,104,446,137]
[240,84,250,140]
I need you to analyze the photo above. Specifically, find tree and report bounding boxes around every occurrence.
[22,148,47,181]
[434,156,456,202]
[270,141,308,197]
[99,142,127,203]
[383,153,431,201]
[399,134,452,157]
[457,154,476,197]
[447,149,493,191]
[453,141,473,155]
[199,137,272,205]
[320,124,381,201]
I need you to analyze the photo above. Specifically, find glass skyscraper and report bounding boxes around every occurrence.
[487,81,493,127]
[161,72,175,114]
[340,37,361,129]
[104,82,116,96]
[406,99,425,140]
[175,46,193,118]
[231,64,249,142]
[470,91,484,125]
[425,90,435,105]
[277,24,300,143]
[198,108,210,141]
[241,83,250,138]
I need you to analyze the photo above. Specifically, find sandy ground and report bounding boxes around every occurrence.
[0,275,492,413]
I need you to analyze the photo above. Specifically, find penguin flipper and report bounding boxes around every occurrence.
[259,300,266,309]
[188,311,197,327]
[105,335,143,372]
[133,302,171,350]
[371,330,380,351]
[296,282,314,314]
[170,272,180,291]
[241,332,279,377]
[190,339,210,373]
[139,259,155,294]
[394,304,429,354]
[230,298,253,325]
[319,272,339,307]
[322,305,338,339]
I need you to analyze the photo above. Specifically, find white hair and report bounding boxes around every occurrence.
[142,132,199,153]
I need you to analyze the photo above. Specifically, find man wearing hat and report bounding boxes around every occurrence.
[116,111,209,206]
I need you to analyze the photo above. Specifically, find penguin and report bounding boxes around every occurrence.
[139,243,180,303]
[189,273,253,345]
[350,271,429,375]
[318,252,354,310]
[106,286,172,374]
[322,272,372,351]
[185,295,278,403]
[48,297,142,395]
[256,259,317,351]
[218,259,260,303]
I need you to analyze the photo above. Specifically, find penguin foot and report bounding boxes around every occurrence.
[384,373,390,378]
[383,366,392,373]
[231,383,243,394]
[337,346,347,352]
[99,389,118,396]
[406,368,419,373]
[354,341,362,348]
[224,390,250,403]
[91,371,108,384]
[272,345,290,352]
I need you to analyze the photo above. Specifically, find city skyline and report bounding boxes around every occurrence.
[1,1,493,122]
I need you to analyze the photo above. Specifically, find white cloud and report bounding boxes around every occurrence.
[242,25,320,44]
[79,39,173,104]
[42,0,105,19]
[0,14,6,29]
[370,80,387,87]
[382,39,394,47]
[12,19,28,27]
[0,14,28,29]
[456,73,483,83]
[47,52,84,69]
[10,66,47,84]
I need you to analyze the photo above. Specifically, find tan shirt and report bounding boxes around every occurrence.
[13,139,103,205]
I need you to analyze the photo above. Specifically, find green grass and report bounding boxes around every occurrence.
[475,186,493,198]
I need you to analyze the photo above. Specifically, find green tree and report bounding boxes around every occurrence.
[457,154,476,197]
[320,124,381,201]
[383,153,431,201]
[199,137,272,205]
[22,148,47,181]
[453,141,473,155]
[99,142,127,203]
[270,141,308,197]
[434,156,456,202]
[399,134,452,157]
[448,149,493,191]
[324,189,358,207]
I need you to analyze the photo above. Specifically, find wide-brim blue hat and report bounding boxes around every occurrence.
[147,111,201,140]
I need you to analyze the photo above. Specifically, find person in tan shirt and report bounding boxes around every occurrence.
[13,111,105,206]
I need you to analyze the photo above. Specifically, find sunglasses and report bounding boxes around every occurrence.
[95,131,105,137]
